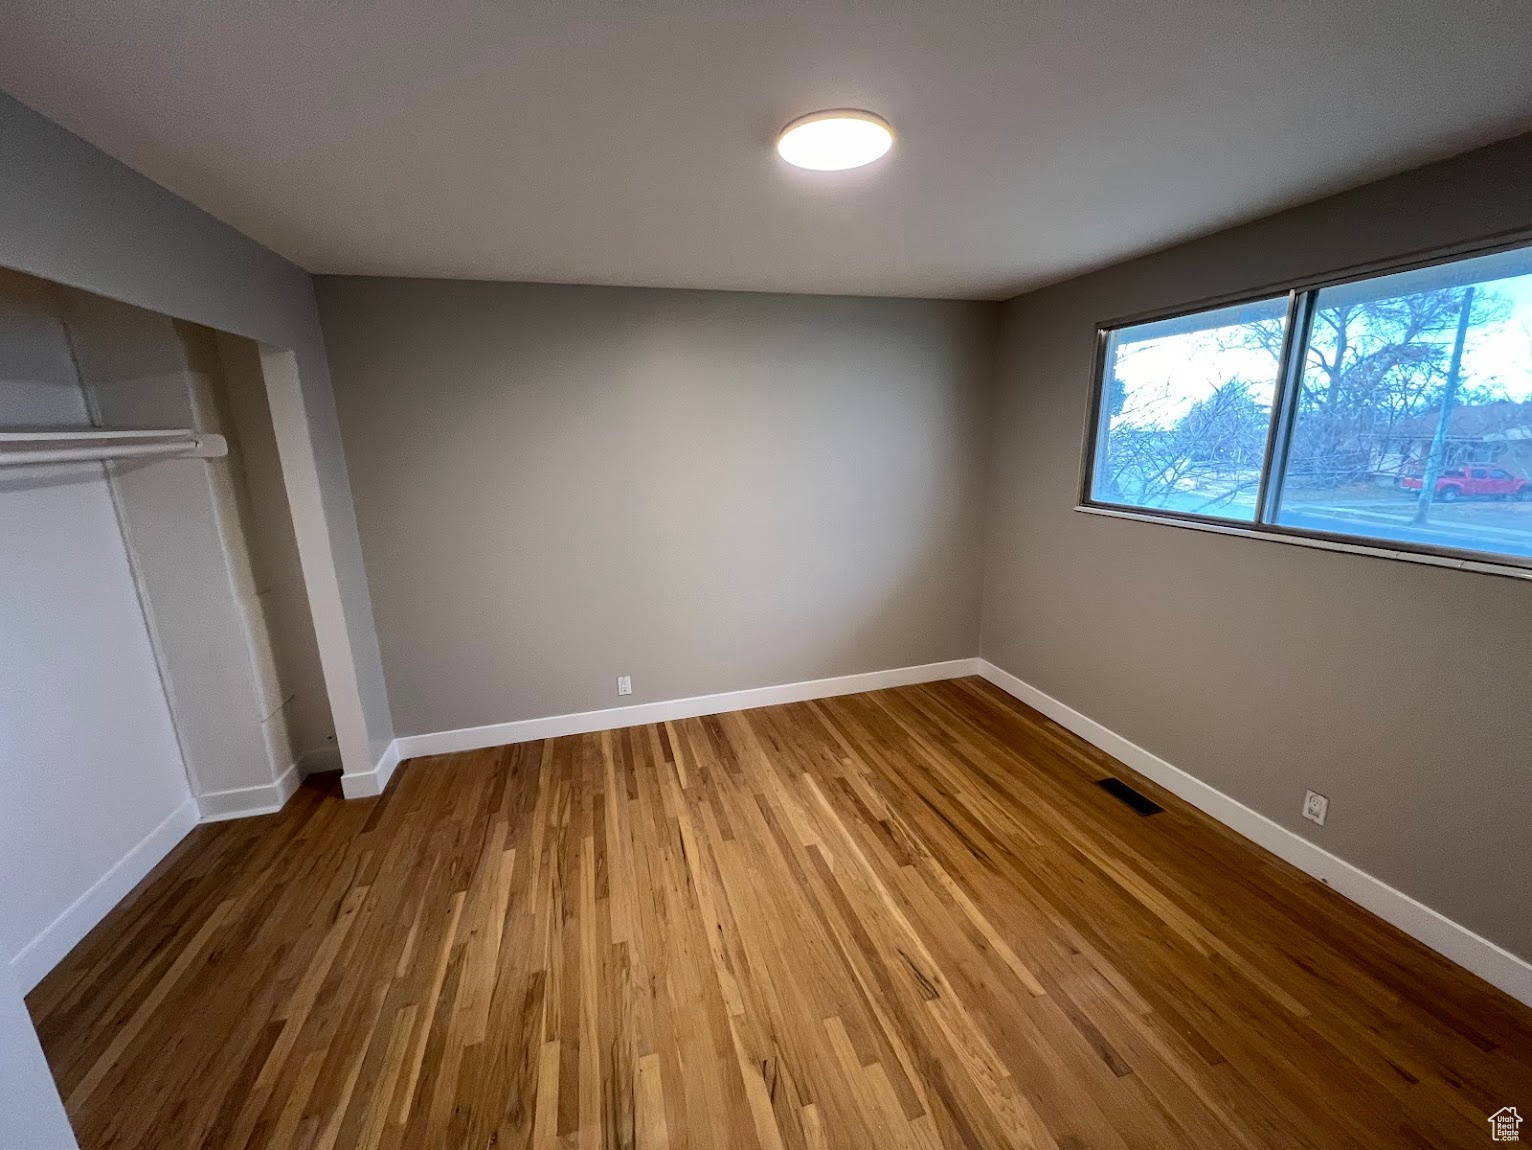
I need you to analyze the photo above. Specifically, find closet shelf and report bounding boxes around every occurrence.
[0,428,228,466]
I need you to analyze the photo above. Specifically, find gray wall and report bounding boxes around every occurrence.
[0,91,392,767]
[982,132,1532,962]
[318,279,997,736]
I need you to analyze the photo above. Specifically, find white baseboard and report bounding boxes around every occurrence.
[197,745,340,822]
[976,659,1532,1008]
[197,762,302,823]
[11,798,199,994]
[344,738,402,800]
[342,658,982,799]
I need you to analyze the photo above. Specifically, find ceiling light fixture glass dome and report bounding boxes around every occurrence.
[776,109,893,171]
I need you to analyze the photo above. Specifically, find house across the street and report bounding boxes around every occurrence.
[1376,400,1532,477]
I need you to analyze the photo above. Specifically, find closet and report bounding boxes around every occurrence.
[0,267,332,990]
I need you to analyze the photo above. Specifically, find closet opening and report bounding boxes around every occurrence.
[0,266,337,992]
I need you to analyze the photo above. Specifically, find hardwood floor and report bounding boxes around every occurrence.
[28,677,1532,1149]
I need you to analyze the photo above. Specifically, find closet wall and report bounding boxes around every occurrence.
[0,269,192,981]
[63,291,336,811]
[212,332,335,770]
[0,269,333,989]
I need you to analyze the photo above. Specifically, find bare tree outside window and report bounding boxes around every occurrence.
[1092,299,1286,522]
[1271,261,1532,558]
[1086,244,1532,564]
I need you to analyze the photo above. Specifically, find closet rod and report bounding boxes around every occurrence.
[0,428,227,467]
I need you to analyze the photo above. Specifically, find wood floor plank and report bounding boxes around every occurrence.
[26,677,1532,1148]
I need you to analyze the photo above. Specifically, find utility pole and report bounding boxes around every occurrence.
[1413,285,1475,525]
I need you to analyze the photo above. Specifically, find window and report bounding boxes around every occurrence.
[1083,243,1532,570]
[1091,297,1287,523]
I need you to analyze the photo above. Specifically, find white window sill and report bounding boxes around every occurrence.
[1075,503,1532,582]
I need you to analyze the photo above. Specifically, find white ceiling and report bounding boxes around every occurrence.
[3,1,1532,299]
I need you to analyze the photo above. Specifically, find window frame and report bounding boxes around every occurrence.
[1076,229,1532,580]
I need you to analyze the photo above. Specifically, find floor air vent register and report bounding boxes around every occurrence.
[1095,776,1164,815]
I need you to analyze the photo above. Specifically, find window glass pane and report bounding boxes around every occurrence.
[1273,248,1532,560]
[1091,297,1287,522]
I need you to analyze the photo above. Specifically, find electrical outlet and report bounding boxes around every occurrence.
[616,675,632,696]
[1302,789,1328,826]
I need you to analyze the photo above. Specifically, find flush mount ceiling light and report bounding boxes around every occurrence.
[776,109,893,171]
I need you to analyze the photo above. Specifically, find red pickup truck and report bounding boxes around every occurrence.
[1400,466,1532,501]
